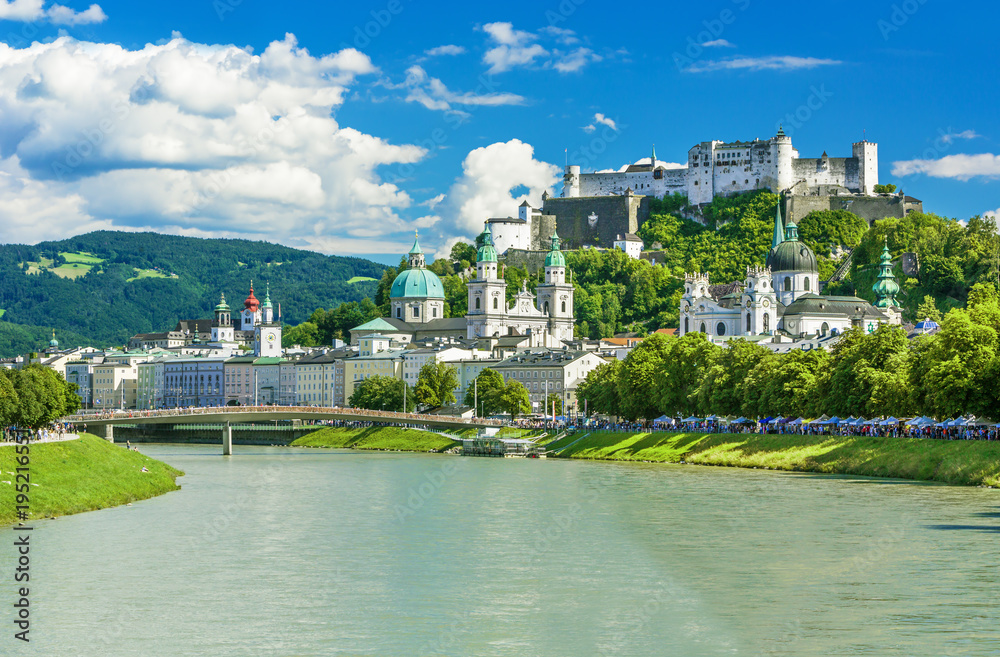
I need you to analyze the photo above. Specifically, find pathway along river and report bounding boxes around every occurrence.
[5,445,1000,656]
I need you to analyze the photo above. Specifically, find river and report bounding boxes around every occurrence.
[5,445,1000,656]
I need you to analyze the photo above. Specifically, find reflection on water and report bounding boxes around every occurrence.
[3,445,999,656]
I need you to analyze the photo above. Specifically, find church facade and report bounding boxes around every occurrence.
[678,205,900,343]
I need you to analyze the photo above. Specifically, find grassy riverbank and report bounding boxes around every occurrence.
[292,426,459,452]
[550,431,1000,487]
[0,434,184,525]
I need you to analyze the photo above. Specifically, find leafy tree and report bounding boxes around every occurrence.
[821,326,913,417]
[655,332,719,417]
[283,321,319,348]
[915,295,942,323]
[413,360,459,408]
[873,183,897,194]
[501,380,531,419]
[694,338,770,416]
[576,360,621,417]
[463,369,506,417]
[797,209,869,257]
[450,241,477,268]
[348,375,414,412]
[0,373,18,427]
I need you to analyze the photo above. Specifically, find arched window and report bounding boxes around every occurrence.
[821,322,829,336]
[784,278,791,292]
[700,322,706,333]
[493,297,498,310]
[475,298,480,310]
[717,322,726,336]
[544,301,549,313]
[763,313,770,332]
[804,277,811,291]
[684,317,689,333]
[746,312,751,330]
[561,301,566,313]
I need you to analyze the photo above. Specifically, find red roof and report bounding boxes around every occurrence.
[244,285,260,311]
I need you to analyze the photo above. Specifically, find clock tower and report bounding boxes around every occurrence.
[253,284,282,357]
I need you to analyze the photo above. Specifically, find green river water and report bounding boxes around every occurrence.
[3,444,999,656]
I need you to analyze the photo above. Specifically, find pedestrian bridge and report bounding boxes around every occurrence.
[63,406,502,455]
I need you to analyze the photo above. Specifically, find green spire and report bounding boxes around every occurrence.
[545,230,565,268]
[262,282,273,309]
[771,203,785,249]
[873,239,900,308]
[476,223,497,263]
[650,144,657,167]
[409,230,423,255]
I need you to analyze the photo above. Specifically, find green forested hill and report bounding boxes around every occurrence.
[0,231,384,356]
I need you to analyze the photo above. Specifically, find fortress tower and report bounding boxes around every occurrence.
[562,165,581,198]
[853,140,878,195]
[772,126,795,193]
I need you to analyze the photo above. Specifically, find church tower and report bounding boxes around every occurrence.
[466,223,508,338]
[741,266,777,335]
[241,282,261,331]
[872,239,902,325]
[535,230,574,342]
[254,283,282,357]
[211,293,234,343]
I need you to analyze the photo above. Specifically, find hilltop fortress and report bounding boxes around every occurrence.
[564,126,879,202]
[490,129,921,259]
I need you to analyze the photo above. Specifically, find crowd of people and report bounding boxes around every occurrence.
[67,405,504,426]
[2,422,78,444]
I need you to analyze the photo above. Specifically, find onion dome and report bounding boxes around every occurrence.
[49,329,58,348]
[544,230,565,268]
[214,293,230,312]
[766,216,818,273]
[244,282,260,311]
[476,223,498,263]
[872,239,900,308]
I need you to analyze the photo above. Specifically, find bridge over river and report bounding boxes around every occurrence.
[63,406,502,455]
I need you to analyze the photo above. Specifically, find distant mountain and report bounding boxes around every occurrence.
[0,231,385,356]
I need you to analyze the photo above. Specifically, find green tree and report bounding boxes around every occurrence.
[576,360,621,417]
[654,332,719,417]
[822,326,913,417]
[915,295,942,323]
[694,338,770,416]
[0,373,19,427]
[464,369,506,417]
[501,380,531,419]
[616,333,672,420]
[413,360,460,408]
[348,375,414,412]
[283,321,319,348]
[873,183,897,194]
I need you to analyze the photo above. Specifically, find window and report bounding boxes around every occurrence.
[717,322,726,336]
[700,322,706,333]
[746,312,751,330]
[413,306,419,318]
[475,298,480,310]
[561,301,566,313]
[763,313,770,332]
[544,301,549,313]
[396,308,401,318]
[432,307,438,318]
[493,297,498,310]
[684,317,689,333]
[804,277,811,291]
[784,278,791,292]
[821,322,829,336]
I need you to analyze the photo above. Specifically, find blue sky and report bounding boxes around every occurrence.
[0,0,997,264]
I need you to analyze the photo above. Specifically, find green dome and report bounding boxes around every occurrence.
[544,230,565,268]
[390,267,445,299]
[214,293,231,312]
[477,223,498,263]
[766,238,817,273]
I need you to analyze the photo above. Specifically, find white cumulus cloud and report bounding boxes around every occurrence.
[0,34,431,252]
[392,64,525,118]
[480,22,602,74]
[0,0,106,24]
[424,44,465,57]
[892,153,1000,180]
[583,112,617,133]
[445,139,560,237]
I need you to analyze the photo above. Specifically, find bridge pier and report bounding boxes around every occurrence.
[93,424,114,443]
[222,421,232,456]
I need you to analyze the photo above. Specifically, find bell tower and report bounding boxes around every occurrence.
[535,230,574,342]
[466,223,508,339]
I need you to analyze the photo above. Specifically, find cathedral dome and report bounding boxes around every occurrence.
[389,267,445,300]
[766,240,818,273]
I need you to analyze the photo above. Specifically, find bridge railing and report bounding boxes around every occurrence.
[64,405,504,427]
